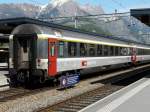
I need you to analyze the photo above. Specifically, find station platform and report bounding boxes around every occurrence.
[0,63,8,69]
[80,75,150,112]
[0,70,9,91]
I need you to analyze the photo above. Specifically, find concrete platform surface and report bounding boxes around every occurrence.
[80,75,150,112]
[0,63,8,68]
[0,71,9,91]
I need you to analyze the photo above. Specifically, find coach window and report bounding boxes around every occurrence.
[89,44,95,56]
[148,49,150,55]
[115,46,119,56]
[68,42,77,57]
[38,40,47,58]
[147,49,149,55]
[103,45,109,56]
[145,49,147,55]
[120,47,128,56]
[138,49,142,55]
[144,49,147,55]
[146,49,149,55]
[110,46,114,56]
[97,45,102,56]
[80,43,87,57]
[126,48,130,56]
[58,41,64,57]
[120,47,124,56]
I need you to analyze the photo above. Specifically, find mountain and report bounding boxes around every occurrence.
[39,0,104,18]
[0,1,149,44]
[51,0,71,7]
[0,3,40,19]
[81,3,104,15]
[39,0,87,18]
[0,1,104,18]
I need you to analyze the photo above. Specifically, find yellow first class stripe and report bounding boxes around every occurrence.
[37,34,130,47]
[38,34,150,49]
[10,34,150,49]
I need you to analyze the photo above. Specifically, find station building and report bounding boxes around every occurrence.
[131,8,150,26]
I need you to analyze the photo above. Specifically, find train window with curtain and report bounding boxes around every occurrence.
[144,49,146,55]
[115,46,119,56]
[110,46,114,56]
[145,49,147,55]
[146,49,149,55]
[68,42,77,57]
[137,48,142,55]
[97,45,102,56]
[148,49,150,55]
[58,41,64,57]
[103,45,109,56]
[89,44,95,56]
[80,43,88,57]
[120,47,129,56]
[147,49,150,55]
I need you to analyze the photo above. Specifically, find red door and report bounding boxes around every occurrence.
[131,48,137,64]
[48,38,57,77]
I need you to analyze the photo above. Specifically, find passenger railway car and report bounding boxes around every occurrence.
[9,24,150,84]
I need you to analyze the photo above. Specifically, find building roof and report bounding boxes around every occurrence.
[131,8,150,15]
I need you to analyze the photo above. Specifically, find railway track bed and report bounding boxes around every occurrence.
[40,84,123,112]
[0,64,150,112]
[0,70,9,92]
[39,69,150,112]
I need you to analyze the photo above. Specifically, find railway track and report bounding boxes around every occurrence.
[38,69,149,112]
[0,64,150,112]
[0,86,55,103]
[0,87,30,102]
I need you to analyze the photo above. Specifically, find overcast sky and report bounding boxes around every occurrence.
[0,0,150,13]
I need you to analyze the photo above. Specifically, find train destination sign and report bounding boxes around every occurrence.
[60,74,80,88]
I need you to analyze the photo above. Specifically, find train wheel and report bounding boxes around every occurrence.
[9,75,18,87]
[39,76,46,84]
[17,71,30,88]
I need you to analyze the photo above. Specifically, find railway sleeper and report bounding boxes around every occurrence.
[66,102,88,108]
[57,104,83,110]
[71,101,93,105]
[54,107,79,112]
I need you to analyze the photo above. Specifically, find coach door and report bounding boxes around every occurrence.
[131,48,137,64]
[48,38,57,76]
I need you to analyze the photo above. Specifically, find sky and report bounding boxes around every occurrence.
[0,0,150,13]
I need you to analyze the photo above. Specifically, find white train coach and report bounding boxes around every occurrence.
[9,23,150,85]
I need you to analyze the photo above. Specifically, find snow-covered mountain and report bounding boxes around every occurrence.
[0,3,40,19]
[0,1,149,44]
[81,3,104,15]
[0,0,104,19]
[51,0,71,7]
[39,0,104,18]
